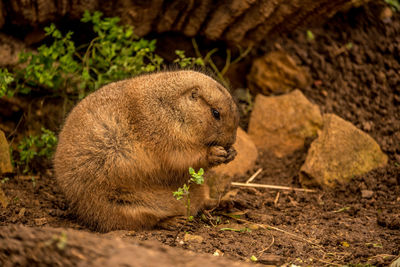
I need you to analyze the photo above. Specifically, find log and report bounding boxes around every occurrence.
[0,0,369,46]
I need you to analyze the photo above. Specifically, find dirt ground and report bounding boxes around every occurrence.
[1,2,400,266]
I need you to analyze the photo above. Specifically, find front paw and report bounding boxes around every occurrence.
[207,146,228,167]
[224,147,237,164]
[207,146,237,167]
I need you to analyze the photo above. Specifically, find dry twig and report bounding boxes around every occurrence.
[231,182,316,193]
[246,168,262,184]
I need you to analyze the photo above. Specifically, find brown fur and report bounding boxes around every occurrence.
[54,70,239,232]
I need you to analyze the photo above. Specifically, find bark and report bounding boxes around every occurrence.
[0,0,369,46]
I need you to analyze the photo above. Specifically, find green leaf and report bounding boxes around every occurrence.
[198,168,204,176]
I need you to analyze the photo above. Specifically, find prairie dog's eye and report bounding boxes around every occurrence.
[211,108,220,120]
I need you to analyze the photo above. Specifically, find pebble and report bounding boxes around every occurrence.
[361,190,374,199]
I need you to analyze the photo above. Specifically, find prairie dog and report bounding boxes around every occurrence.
[54,70,239,232]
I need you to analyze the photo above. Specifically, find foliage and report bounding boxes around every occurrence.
[17,128,57,173]
[173,50,204,68]
[173,167,205,221]
[16,24,79,96]
[0,11,164,99]
[79,11,164,97]
[0,69,15,97]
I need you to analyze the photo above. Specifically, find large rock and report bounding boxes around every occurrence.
[247,51,311,95]
[248,90,322,158]
[0,130,13,174]
[300,114,388,188]
[208,127,258,198]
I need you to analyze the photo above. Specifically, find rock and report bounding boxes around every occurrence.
[248,90,323,157]
[247,51,311,95]
[361,190,374,199]
[300,114,388,188]
[208,127,258,198]
[34,218,48,226]
[183,233,204,243]
[0,130,13,174]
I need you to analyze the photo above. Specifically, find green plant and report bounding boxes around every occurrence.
[17,128,57,173]
[0,178,9,184]
[173,167,205,221]
[306,30,315,41]
[0,69,14,98]
[15,24,79,96]
[0,11,164,99]
[250,255,258,262]
[173,50,204,68]
[31,177,36,188]
[79,11,164,97]
[46,232,68,250]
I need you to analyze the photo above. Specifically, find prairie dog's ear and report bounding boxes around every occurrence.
[189,87,199,101]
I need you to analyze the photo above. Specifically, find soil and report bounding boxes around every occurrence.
[1,2,400,266]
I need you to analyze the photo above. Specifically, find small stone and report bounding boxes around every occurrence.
[247,50,311,95]
[34,218,48,226]
[213,249,223,257]
[0,130,13,174]
[361,190,374,199]
[362,121,373,132]
[300,114,388,188]
[248,90,323,157]
[183,233,204,243]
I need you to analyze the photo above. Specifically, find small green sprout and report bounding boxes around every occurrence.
[345,42,353,50]
[46,232,68,250]
[306,30,315,41]
[250,255,258,262]
[333,206,350,213]
[173,167,205,221]
[31,177,36,188]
